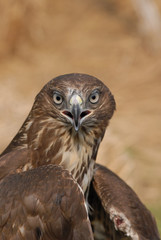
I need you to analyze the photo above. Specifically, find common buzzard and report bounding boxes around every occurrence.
[0,73,159,239]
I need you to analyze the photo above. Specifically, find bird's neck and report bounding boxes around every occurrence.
[2,116,103,192]
[27,118,102,192]
[59,132,99,192]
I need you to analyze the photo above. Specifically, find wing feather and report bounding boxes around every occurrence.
[0,164,94,240]
[88,163,160,240]
[0,149,28,181]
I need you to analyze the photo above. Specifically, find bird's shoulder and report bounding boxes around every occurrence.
[0,148,29,181]
[0,164,94,240]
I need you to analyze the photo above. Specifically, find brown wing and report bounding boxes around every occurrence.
[0,149,29,181]
[0,164,94,240]
[88,163,160,240]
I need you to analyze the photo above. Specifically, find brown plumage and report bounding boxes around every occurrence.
[89,164,160,240]
[0,73,160,239]
[0,73,115,192]
[0,165,93,240]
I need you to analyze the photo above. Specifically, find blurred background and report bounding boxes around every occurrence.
[0,0,160,233]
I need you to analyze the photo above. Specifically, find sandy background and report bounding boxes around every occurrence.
[0,0,160,232]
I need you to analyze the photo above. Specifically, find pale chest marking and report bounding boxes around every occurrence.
[60,141,94,193]
[81,160,95,192]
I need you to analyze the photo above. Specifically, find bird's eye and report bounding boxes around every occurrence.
[53,93,63,105]
[89,91,100,104]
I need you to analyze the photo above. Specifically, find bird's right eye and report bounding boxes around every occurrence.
[53,93,63,105]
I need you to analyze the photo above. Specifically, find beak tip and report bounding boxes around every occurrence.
[74,124,80,132]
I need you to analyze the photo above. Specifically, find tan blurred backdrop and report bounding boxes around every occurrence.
[0,0,161,230]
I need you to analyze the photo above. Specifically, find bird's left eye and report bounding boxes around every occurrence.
[89,91,100,104]
[53,93,63,105]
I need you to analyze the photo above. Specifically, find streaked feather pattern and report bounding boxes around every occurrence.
[0,73,159,239]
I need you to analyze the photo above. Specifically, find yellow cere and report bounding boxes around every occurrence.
[70,95,83,105]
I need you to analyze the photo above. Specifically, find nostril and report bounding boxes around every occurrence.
[62,111,73,119]
[62,110,90,120]
[80,110,91,119]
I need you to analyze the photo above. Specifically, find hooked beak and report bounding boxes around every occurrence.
[62,94,91,132]
[71,103,81,131]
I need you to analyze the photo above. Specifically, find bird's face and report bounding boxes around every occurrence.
[53,88,100,132]
[36,73,116,134]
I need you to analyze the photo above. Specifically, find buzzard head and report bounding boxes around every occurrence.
[34,73,115,136]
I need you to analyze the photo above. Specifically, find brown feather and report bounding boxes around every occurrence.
[0,149,29,181]
[89,163,160,240]
[0,165,94,240]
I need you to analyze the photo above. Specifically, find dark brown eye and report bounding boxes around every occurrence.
[89,92,99,104]
[53,93,63,105]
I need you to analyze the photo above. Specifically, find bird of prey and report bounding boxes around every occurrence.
[0,73,160,240]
